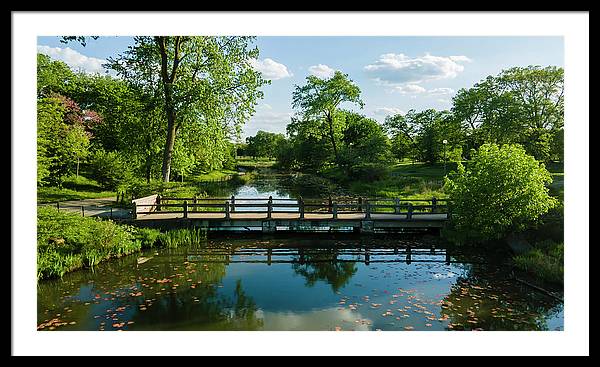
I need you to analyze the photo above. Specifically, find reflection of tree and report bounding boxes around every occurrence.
[38,245,263,331]
[439,272,562,331]
[292,249,358,292]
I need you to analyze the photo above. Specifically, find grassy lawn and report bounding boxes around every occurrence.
[347,161,459,200]
[37,175,115,203]
[236,156,277,170]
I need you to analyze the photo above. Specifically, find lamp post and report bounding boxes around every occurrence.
[443,139,448,176]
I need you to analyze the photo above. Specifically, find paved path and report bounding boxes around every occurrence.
[38,197,131,219]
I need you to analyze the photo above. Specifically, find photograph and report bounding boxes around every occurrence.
[12,11,589,356]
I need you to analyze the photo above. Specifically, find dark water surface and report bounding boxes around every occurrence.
[37,236,563,331]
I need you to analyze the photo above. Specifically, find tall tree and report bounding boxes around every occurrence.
[109,36,267,182]
[292,71,363,166]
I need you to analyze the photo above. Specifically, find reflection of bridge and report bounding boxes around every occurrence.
[181,246,474,266]
[131,195,450,233]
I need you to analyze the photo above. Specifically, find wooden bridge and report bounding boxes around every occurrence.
[130,195,451,233]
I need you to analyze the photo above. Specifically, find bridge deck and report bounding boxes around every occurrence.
[135,212,448,221]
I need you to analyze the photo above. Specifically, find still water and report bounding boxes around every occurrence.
[37,237,563,331]
[37,178,563,331]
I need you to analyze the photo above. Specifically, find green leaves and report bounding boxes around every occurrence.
[444,143,558,242]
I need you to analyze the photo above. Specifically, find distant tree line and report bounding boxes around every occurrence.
[249,66,563,179]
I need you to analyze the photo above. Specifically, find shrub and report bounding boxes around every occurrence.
[88,149,134,191]
[444,143,557,242]
[348,163,390,182]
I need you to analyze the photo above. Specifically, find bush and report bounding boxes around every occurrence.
[348,163,390,182]
[444,143,557,242]
[37,206,141,279]
[88,149,134,191]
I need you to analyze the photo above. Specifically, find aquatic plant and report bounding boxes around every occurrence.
[158,228,207,248]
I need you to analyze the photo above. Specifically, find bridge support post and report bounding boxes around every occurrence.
[262,221,276,233]
[231,195,235,212]
[328,197,333,214]
[299,197,304,219]
[358,197,363,212]
[225,201,230,219]
[193,196,197,212]
[156,195,161,211]
[432,197,437,213]
[132,202,137,220]
[81,206,85,217]
[365,202,371,219]
[267,196,273,219]
[183,201,188,219]
[407,203,413,220]
[360,220,374,234]
[56,201,60,212]
[333,203,338,219]
[394,198,400,214]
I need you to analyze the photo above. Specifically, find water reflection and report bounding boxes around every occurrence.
[37,238,564,331]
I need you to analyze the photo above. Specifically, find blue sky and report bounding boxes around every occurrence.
[37,36,564,138]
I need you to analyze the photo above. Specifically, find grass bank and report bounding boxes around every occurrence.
[514,240,564,285]
[37,175,115,203]
[37,206,206,280]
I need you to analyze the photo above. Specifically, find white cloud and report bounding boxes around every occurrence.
[449,55,473,63]
[373,107,405,116]
[364,53,471,87]
[244,104,293,138]
[427,87,455,96]
[308,64,336,79]
[37,45,110,75]
[249,58,292,80]
[392,84,426,94]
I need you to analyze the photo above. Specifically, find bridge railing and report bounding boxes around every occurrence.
[132,195,450,220]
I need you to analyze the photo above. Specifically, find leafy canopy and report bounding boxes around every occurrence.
[444,143,557,242]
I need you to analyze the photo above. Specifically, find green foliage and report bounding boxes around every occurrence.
[348,163,390,182]
[292,71,363,166]
[514,241,563,284]
[245,130,286,158]
[37,96,92,186]
[108,36,268,182]
[282,174,338,198]
[88,149,134,191]
[132,227,162,249]
[451,65,564,161]
[158,228,207,248]
[339,111,393,169]
[37,206,141,279]
[384,109,461,164]
[37,54,76,98]
[444,144,558,242]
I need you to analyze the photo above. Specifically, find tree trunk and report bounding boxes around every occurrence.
[161,115,177,182]
[326,113,340,164]
[156,36,181,183]
[145,153,152,184]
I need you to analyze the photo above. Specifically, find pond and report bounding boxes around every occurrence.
[37,177,563,331]
[37,235,563,331]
